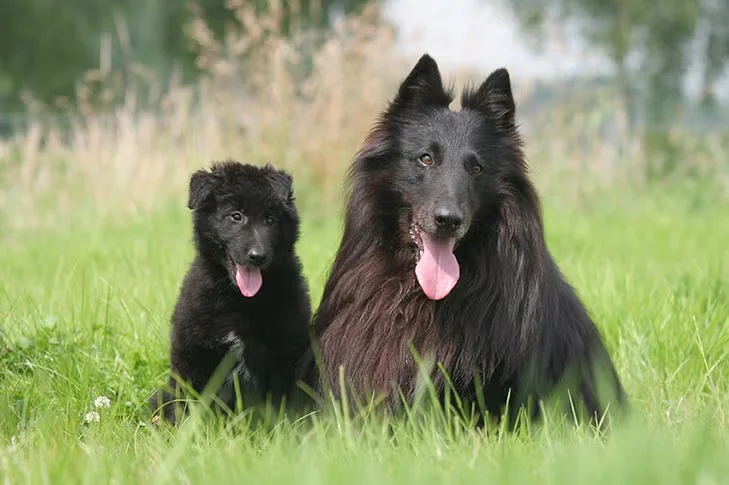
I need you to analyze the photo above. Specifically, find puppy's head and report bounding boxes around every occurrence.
[188,160,299,297]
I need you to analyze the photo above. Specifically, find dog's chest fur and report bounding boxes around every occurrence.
[318,275,464,402]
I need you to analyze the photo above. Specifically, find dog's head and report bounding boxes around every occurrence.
[365,54,526,300]
[187,160,299,297]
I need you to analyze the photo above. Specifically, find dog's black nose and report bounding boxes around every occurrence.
[247,248,267,266]
[434,207,463,232]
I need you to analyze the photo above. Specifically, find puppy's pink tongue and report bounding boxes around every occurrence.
[235,265,262,297]
[415,232,459,300]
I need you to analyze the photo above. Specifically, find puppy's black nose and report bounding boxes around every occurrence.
[247,248,267,266]
[434,207,463,232]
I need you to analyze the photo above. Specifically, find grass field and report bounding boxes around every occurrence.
[2,6,729,481]
[2,177,728,483]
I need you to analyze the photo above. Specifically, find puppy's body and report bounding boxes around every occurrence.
[166,247,311,412]
[152,161,311,423]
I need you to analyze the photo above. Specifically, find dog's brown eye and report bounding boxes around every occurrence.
[230,212,243,222]
[471,164,483,175]
[418,154,433,167]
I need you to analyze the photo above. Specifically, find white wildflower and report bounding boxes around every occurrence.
[84,411,100,424]
[10,436,16,447]
[93,396,111,409]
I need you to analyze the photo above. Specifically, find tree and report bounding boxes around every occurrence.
[0,0,374,115]
[0,0,126,112]
[504,0,729,176]
[699,0,729,111]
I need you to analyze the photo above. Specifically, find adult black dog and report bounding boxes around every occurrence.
[308,54,627,429]
[151,160,312,424]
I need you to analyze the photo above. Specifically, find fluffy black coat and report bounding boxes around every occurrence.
[151,161,312,424]
[307,54,627,429]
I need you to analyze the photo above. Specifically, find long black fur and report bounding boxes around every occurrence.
[306,54,627,430]
[150,160,312,424]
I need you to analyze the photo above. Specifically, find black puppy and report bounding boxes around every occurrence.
[151,160,312,424]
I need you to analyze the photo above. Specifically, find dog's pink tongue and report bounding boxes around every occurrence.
[235,265,262,297]
[415,232,459,300]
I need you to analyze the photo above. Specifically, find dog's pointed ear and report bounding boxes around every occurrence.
[268,169,295,205]
[188,169,217,210]
[463,68,516,129]
[391,54,451,109]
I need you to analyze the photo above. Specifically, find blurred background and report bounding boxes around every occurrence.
[0,0,727,229]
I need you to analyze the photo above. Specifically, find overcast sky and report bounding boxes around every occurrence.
[381,0,728,101]
[382,0,611,80]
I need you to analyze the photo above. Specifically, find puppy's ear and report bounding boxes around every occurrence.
[462,68,516,130]
[268,169,294,205]
[390,54,452,110]
[188,169,217,210]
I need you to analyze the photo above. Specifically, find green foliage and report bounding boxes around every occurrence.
[0,0,125,110]
[0,0,372,113]
[504,0,729,178]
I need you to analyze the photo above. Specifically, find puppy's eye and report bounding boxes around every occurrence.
[470,164,483,176]
[264,215,277,225]
[230,212,243,222]
[418,154,433,167]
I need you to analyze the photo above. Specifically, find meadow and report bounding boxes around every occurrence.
[2,6,729,484]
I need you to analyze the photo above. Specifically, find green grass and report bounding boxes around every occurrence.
[1,184,728,484]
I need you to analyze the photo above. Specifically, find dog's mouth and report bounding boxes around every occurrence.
[408,221,460,301]
[227,255,263,298]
